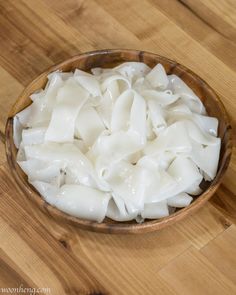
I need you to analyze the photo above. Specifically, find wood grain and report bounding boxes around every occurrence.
[0,0,235,293]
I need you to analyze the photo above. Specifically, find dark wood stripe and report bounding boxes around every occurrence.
[177,0,234,42]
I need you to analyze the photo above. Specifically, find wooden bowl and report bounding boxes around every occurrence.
[5,49,233,234]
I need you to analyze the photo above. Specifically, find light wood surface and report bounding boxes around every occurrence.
[0,0,235,293]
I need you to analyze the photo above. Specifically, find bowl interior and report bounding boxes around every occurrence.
[5,49,232,234]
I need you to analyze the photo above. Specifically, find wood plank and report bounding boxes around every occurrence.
[186,0,236,31]
[66,226,190,294]
[0,0,92,85]
[41,0,141,49]
[0,199,106,295]
[0,165,184,294]
[159,247,236,295]
[0,141,6,166]
[0,0,235,293]
[211,147,236,224]
[201,225,236,285]
[96,0,236,125]
[149,0,236,71]
[173,202,231,249]
[0,248,39,291]
[0,67,23,131]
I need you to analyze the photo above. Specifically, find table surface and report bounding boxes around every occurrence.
[0,0,235,294]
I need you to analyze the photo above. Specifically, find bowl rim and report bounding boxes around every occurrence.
[5,49,233,234]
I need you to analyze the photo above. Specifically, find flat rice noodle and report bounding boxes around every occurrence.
[56,184,111,222]
[148,99,166,135]
[189,138,221,180]
[96,80,120,129]
[30,89,44,102]
[146,111,156,140]
[75,105,105,147]
[166,100,192,115]
[13,116,23,148]
[45,79,89,142]
[168,74,206,114]
[144,170,177,203]
[138,151,176,171]
[133,77,152,93]
[91,68,102,76]
[22,127,47,145]
[105,161,146,213]
[141,200,169,219]
[106,198,138,221]
[74,69,101,98]
[28,73,65,127]
[167,156,203,195]
[30,182,111,222]
[18,158,62,183]
[167,193,193,207]
[15,104,32,127]
[185,120,220,146]
[193,114,218,136]
[101,74,131,93]
[47,71,73,82]
[24,142,98,188]
[166,109,219,137]
[114,62,151,83]
[90,130,144,165]
[30,181,59,205]
[144,121,192,155]
[111,89,146,143]
[141,89,179,106]
[74,139,88,154]
[145,63,169,89]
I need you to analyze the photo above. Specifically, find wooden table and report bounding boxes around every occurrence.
[0,1,235,294]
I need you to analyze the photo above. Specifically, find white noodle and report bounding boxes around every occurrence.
[13,62,221,222]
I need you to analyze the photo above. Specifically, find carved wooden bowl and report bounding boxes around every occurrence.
[5,49,233,234]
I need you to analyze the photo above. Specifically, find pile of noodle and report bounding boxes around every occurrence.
[13,62,221,222]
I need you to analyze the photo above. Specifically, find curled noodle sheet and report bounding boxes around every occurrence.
[24,143,98,189]
[106,198,138,221]
[28,73,65,127]
[96,80,120,129]
[56,185,111,222]
[148,99,166,135]
[31,182,111,222]
[141,201,169,219]
[45,79,89,142]
[114,62,151,83]
[168,74,206,114]
[185,120,220,146]
[90,130,144,166]
[141,89,179,106]
[74,69,101,98]
[188,138,221,180]
[111,89,146,143]
[18,159,62,184]
[144,121,192,155]
[22,127,46,145]
[75,105,105,147]
[104,161,146,214]
[101,74,131,93]
[167,156,203,195]
[145,63,169,89]
[167,193,193,207]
